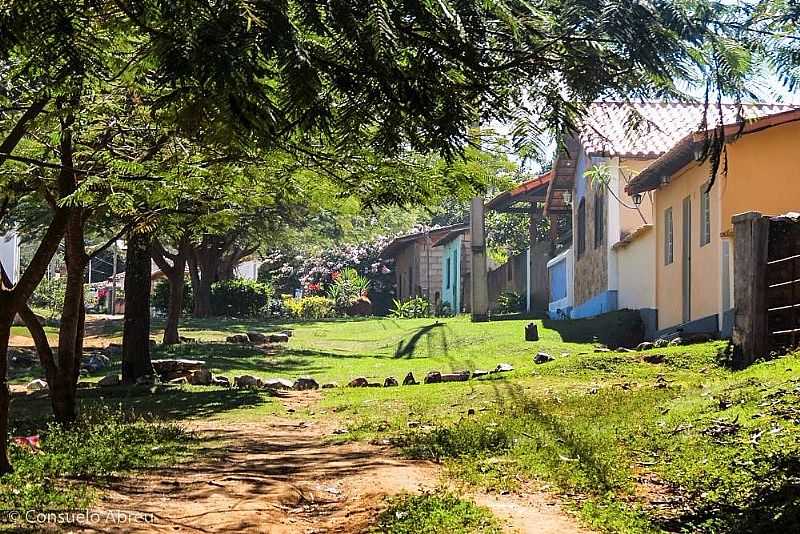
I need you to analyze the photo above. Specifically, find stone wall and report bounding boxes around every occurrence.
[574,186,608,306]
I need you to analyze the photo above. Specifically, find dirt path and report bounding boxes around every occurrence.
[74,392,590,533]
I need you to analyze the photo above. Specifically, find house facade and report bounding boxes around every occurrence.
[0,231,20,284]
[627,107,800,338]
[434,226,472,314]
[381,224,468,306]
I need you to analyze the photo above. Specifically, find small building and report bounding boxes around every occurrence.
[0,231,20,284]
[433,226,472,314]
[485,171,570,314]
[626,106,800,338]
[380,224,469,306]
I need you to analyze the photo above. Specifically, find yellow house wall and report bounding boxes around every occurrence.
[655,161,722,330]
[720,120,800,234]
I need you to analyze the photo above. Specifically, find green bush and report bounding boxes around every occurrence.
[2,407,191,510]
[282,295,335,319]
[376,491,502,534]
[210,278,274,317]
[390,297,431,318]
[151,278,193,314]
[29,277,67,318]
[494,290,523,314]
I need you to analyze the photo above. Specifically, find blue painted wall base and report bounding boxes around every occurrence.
[570,290,618,319]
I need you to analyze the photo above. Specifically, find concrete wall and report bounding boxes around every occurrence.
[617,227,656,310]
[0,232,20,284]
[721,121,800,234]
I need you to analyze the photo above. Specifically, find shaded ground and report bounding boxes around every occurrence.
[71,392,589,534]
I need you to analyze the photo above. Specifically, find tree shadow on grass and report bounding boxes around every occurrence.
[10,387,273,431]
[394,322,446,359]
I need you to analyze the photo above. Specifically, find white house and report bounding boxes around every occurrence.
[0,231,20,284]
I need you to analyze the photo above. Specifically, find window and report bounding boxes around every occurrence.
[577,198,586,257]
[664,207,674,265]
[594,192,604,248]
[700,184,711,246]
[445,257,451,289]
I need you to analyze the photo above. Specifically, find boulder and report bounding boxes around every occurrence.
[235,375,263,389]
[169,377,188,385]
[247,331,268,343]
[367,382,382,388]
[321,382,339,389]
[643,354,666,364]
[212,376,231,387]
[268,333,290,343]
[263,378,295,390]
[424,371,442,384]
[26,379,48,391]
[348,377,369,388]
[152,359,206,375]
[226,334,250,344]
[82,354,110,373]
[441,371,470,382]
[472,369,490,378]
[98,373,121,387]
[294,376,319,391]
[534,352,554,365]
[104,343,123,358]
[495,363,514,373]
[636,342,655,351]
[653,338,669,348]
[347,296,372,316]
[281,330,294,338]
[402,372,417,386]
[189,368,213,386]
[179,336,197,344]
[384,376,399,387]
[668,337,683,347]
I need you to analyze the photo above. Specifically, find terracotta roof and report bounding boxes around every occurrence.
[380,223,467,258]
[627,107,800,194]
[432,226,470,248]
[579,101,796,159]
[611,224,653,250]
[485,171,552,212]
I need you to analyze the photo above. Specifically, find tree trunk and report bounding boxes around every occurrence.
[122,230,154,383]
[54,257,86,425]
[163,274,184,345]
[0,305,13,475]
[188,248,213,318]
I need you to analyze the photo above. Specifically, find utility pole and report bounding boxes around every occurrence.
[470,196,489,322]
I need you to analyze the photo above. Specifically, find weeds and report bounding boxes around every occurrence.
[375,491,502,534]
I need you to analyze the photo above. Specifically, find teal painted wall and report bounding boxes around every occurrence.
[440,236,462,313]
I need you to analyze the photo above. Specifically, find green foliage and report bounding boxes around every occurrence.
[282,295,335,320]
[376,491,502,534]
[28,277,67,319]
[494,291,523,315]
[390,297,431,319]
[151,279,193,315]
[326,268,370,314]
[210,278,274,318]
[1,408,191,510]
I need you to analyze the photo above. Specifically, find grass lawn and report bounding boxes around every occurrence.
[7,314,800,532]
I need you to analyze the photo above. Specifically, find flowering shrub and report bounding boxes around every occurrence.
[326,268,371,314]
[259,237,393,312]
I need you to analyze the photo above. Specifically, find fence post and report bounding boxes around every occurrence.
[732,211,769,367]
